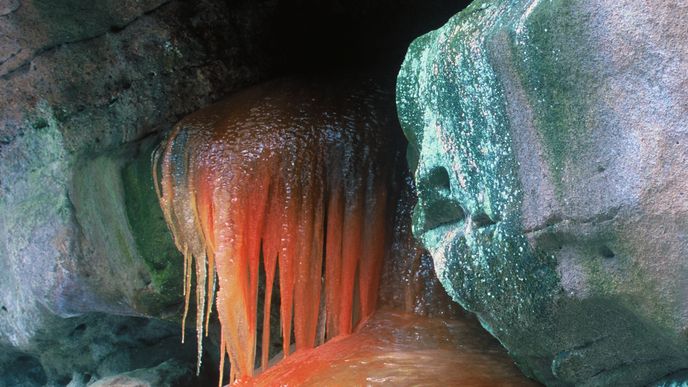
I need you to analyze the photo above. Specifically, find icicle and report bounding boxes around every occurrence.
[219,328,226,387]
[181,244,191,343]
[324,188,344,340]
[359,173,388,320]
[261,174,281,370]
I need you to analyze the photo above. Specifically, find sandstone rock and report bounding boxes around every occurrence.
[70,136,183,318]
[0,0,265,383]
[397,0,688,385]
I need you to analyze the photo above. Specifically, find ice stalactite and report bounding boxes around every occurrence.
[154,78,399,384]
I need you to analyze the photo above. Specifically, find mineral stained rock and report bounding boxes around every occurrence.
[397,1,688,386]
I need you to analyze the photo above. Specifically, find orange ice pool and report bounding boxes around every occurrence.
[241,310,539,386]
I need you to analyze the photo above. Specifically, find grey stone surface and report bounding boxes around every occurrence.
[0,0,265,384]
[88,359,191,387]
[0,313,199,386]
[397,0,688,385]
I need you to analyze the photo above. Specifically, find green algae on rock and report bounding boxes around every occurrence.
[398,0,560,338]
[71,136,183,318]
[122,137,186,315]
[397,0,688,386]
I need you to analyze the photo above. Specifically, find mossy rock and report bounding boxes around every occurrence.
[71,135,183,319]
[397,1,688,385]
[121,137,184,315]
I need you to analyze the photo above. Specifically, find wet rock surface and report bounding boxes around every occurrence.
[397,0,688,386]
[0,313,204,386]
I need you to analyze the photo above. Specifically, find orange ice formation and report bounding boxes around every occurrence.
[155,78,400,384]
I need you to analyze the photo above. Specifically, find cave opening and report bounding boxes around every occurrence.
[223,0,471,78]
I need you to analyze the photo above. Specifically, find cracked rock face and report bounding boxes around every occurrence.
[397,0,688,386]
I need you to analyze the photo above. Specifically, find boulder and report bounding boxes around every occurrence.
[397,0,688,385]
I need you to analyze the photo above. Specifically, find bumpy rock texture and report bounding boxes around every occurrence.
[0,0,268,384]
[397,0,688,386]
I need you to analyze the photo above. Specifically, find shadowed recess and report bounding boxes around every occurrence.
[154,77,400,384]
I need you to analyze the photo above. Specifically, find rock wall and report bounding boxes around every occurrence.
[0,0,267,384]
[397,0,688,386]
